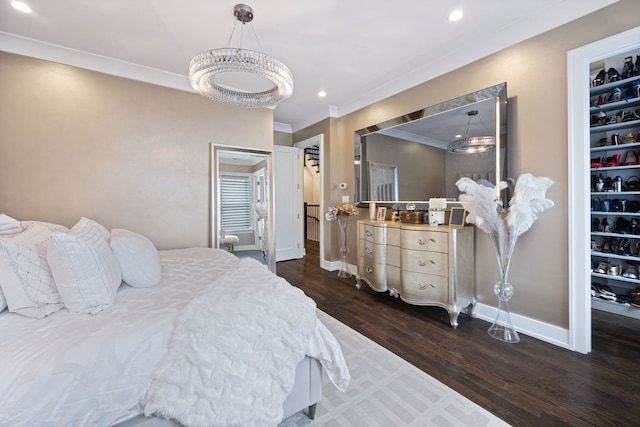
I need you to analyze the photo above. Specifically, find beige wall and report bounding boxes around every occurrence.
[296,0,640,328]
[0,52,273,250]
[274,130,293,146]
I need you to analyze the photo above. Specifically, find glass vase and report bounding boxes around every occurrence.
[336,216,351,278]
[487,279,520,343]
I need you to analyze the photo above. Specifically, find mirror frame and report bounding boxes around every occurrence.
[354,82,507,205]
[211,144,276,273]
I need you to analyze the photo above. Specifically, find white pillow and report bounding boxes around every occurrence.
[0,224,64,318]
[21,220,69,233]
[0,213,23,236]
[110,228,162,288]
[0,287,6,312]
[47,217,122,315]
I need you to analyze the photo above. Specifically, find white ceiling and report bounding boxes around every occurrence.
[0,0,618,132]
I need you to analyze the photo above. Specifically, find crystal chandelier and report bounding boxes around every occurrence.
[447,110,496,154]
[189,4,293,108]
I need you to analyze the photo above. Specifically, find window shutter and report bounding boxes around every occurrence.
[220,174,252,231]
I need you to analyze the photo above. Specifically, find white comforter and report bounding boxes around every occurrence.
[0,248,349,427]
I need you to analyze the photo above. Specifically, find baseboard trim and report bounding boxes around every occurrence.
[474,303,571,349]
[323,260,357,275]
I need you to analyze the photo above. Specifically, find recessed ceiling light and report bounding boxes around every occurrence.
[318,90,327,98]
[11,1,32,13]
[455,134,462,139]
[448,9,463,22]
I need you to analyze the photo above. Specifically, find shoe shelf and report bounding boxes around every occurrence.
[591,231,640,238]
[591,252,640,263]
[591,211,640,216]
[590,166,640,173]
[591,297,640,319]
[589,51,640,319]
[589,74,640,96]
[591,191,640,196]
[590,118,640,133]
[590,141,640,153]
[590,97,640,115]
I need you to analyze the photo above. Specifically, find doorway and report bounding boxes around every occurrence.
[295,134,327,269]
[567,26,640,354]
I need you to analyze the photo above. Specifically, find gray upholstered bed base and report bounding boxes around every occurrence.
[113,356,323,426]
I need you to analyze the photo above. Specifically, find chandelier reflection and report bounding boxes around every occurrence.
[447,110,496,154]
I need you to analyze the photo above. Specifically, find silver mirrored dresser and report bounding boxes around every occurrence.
[356,220,476,328]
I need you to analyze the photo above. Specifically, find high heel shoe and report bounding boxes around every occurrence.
[593,69,606,86]
[633,218,640,235]
[622,56,634,80]
[615,217,630,233]
[591,240,603,252]
[602,236,613,252]
[617,238,631,255]
[624,150,638,165]
[592,218,601,232]
[608,67,621,83]
[602,218,611,232]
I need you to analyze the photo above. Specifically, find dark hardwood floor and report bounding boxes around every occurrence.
[277,241,640,426]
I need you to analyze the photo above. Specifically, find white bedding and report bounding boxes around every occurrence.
[0,248,349,427]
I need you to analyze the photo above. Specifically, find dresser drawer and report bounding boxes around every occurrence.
[401,249,448,276]
[400,271,448,303]
[400,229,448,253]
[358,256,387,292]
[360,223,383,244]
[358,239,386,264]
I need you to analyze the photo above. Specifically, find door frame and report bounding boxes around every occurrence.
[295,134,327,269]
[567,26,640,354]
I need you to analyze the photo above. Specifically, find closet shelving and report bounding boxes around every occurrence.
[589,53,640,319]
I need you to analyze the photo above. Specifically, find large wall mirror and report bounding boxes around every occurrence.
[211,145,276,273]
[354,83,507,204]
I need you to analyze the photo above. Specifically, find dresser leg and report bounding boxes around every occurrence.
[355,277,362,289]
[449,310,460,329]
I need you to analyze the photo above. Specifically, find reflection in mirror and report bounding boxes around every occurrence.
[354,83,507,204]
[211,145,276,273]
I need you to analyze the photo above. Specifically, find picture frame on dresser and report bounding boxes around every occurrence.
[376,207,387,221]
[448,207,466,227]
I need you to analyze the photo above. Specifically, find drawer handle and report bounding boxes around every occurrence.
[366,247,373,255]
[418,283,436,290]
[365,266,373,273]
[365,230,373,237]
[418,259,436,266]
[418,238,436,245]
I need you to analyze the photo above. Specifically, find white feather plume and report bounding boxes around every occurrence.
[456,173,553,278]
[506,173,554,238]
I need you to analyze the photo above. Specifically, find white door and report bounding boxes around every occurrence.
[274,146,304,261]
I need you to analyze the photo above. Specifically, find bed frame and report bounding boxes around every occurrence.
[114,356,323,426]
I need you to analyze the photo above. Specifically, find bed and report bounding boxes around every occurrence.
[0,215,350,426]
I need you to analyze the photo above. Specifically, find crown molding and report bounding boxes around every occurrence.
[0,31,193,93]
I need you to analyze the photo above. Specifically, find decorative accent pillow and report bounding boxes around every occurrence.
[0,223,64,318]
[21,220,69,233]
[47,217,122,315]
[109,228,162,288]
[0,213,23,236]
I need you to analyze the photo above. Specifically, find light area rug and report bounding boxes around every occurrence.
[280,310,510,427]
